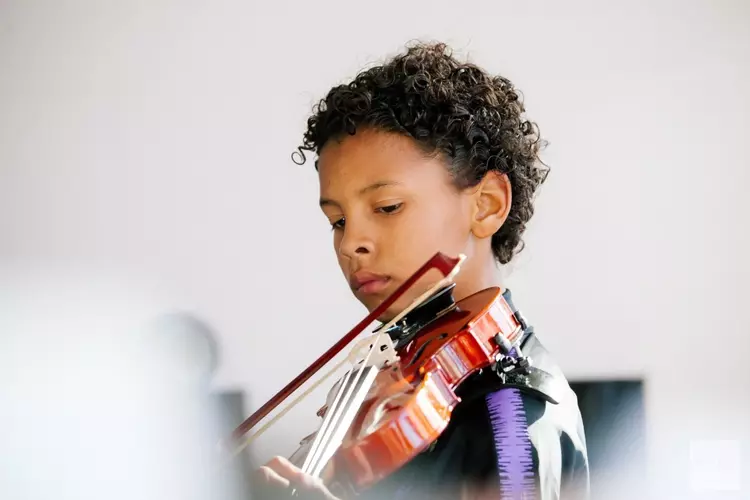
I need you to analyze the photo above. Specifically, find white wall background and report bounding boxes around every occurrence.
[1,0,749,498]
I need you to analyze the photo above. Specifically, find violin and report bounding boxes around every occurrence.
[227,252,527,497]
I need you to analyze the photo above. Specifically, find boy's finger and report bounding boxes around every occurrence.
[255,465,291,489]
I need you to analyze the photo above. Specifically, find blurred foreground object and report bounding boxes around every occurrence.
[0,264,247,500]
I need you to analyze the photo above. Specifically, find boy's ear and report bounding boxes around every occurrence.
[470,171,512,239]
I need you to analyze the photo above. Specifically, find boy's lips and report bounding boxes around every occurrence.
[349,271,391,295]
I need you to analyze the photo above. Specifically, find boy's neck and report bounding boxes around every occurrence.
[455,256,506,302]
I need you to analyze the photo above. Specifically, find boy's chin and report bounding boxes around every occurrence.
[357,298,397,325]
[376,311,396,325]
[357,290,421,325]
[361,303,394,324]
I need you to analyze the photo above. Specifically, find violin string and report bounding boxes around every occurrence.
[309,366,379,479]
[303,329,387,479]
[302,333,385,475]
[300,364,356,473]
[235,331,394,456]
[303,361,373,477]
[289,364,364,498]
[302,329,387,476]
[290,365,377,497]
[230,354,353,457]
[302,369,357,476]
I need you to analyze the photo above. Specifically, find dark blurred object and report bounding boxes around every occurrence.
[148,312,255,498]
[214,390,255,496]
[569,379,646,499]
[0,281,250,500]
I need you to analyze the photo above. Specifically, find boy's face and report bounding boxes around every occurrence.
[317,128,479,321]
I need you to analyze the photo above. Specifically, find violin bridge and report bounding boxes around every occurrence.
[361,333,399,369]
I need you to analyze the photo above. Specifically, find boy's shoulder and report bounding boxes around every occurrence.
[440,331,590,498]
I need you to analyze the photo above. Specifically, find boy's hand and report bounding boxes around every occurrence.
[253,456,341,499]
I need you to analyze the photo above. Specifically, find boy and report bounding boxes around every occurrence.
[254,42,589,499]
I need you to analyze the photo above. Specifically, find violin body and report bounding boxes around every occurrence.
[293,286,524,495]
[232,254,526,498]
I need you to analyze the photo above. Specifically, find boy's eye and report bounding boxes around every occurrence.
[376,203,403,214]
[330,217,345,230]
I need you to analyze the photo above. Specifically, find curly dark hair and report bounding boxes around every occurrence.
[294,42,549,265]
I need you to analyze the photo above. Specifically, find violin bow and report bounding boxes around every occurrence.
[226,252,466,455]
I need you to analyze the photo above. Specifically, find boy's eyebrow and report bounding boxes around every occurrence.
[319,181,401,208]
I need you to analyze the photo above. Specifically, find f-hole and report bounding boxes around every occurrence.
[405,332,449,369]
